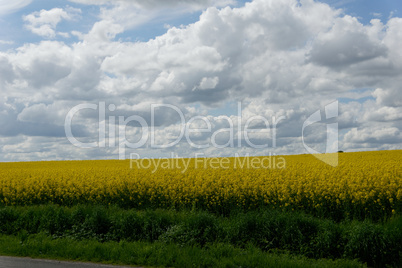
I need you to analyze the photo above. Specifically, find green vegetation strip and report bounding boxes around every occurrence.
[0,234,364,268]
[0,205,401,267]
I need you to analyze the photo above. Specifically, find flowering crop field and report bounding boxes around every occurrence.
[0,150,401,220]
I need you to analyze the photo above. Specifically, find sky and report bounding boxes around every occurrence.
[0,0,401,161]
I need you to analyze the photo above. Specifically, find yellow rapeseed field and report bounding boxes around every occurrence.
[0,150,401,219]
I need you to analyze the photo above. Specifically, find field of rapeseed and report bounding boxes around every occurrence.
[0,150,401,220]
[1,150,401,267]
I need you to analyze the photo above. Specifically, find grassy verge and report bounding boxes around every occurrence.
[0,233,365,268]
[0,205,401,267]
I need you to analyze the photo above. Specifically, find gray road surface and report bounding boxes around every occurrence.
[0,256,141,268]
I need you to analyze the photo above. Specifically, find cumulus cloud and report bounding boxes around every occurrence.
[0,0,31,15]
[373,87,402,107]
[1,0,401,161]
[68,0,236,33]
[308,16,388,68]
[23,7,81,38]
[344,126,402,145]
[0,40,14,45]
[68,0,234,9]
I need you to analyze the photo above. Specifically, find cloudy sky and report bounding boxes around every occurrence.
[0,0,401,161]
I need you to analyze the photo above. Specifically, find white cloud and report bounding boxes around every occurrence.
[85,20,124,42]
[197,76,219,90]
[371,12,382,18]
[68,0,234,9]
[68,0,236,33]
[308,15,387,68]
[1,0,401,161]
[23,7,81,38]
[363,104,402,122]
[0,40,14,45]
[373,87,402,108]
[17,102,69,125]
[0,0,31,15]
[344,126,402,145]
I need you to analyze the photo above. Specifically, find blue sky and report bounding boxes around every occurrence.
[2,0,401,48]
[0,0,401,161]
[321,0,401,24]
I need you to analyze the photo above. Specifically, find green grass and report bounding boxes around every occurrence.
[0,233,365,268]
[0,204,401,267]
